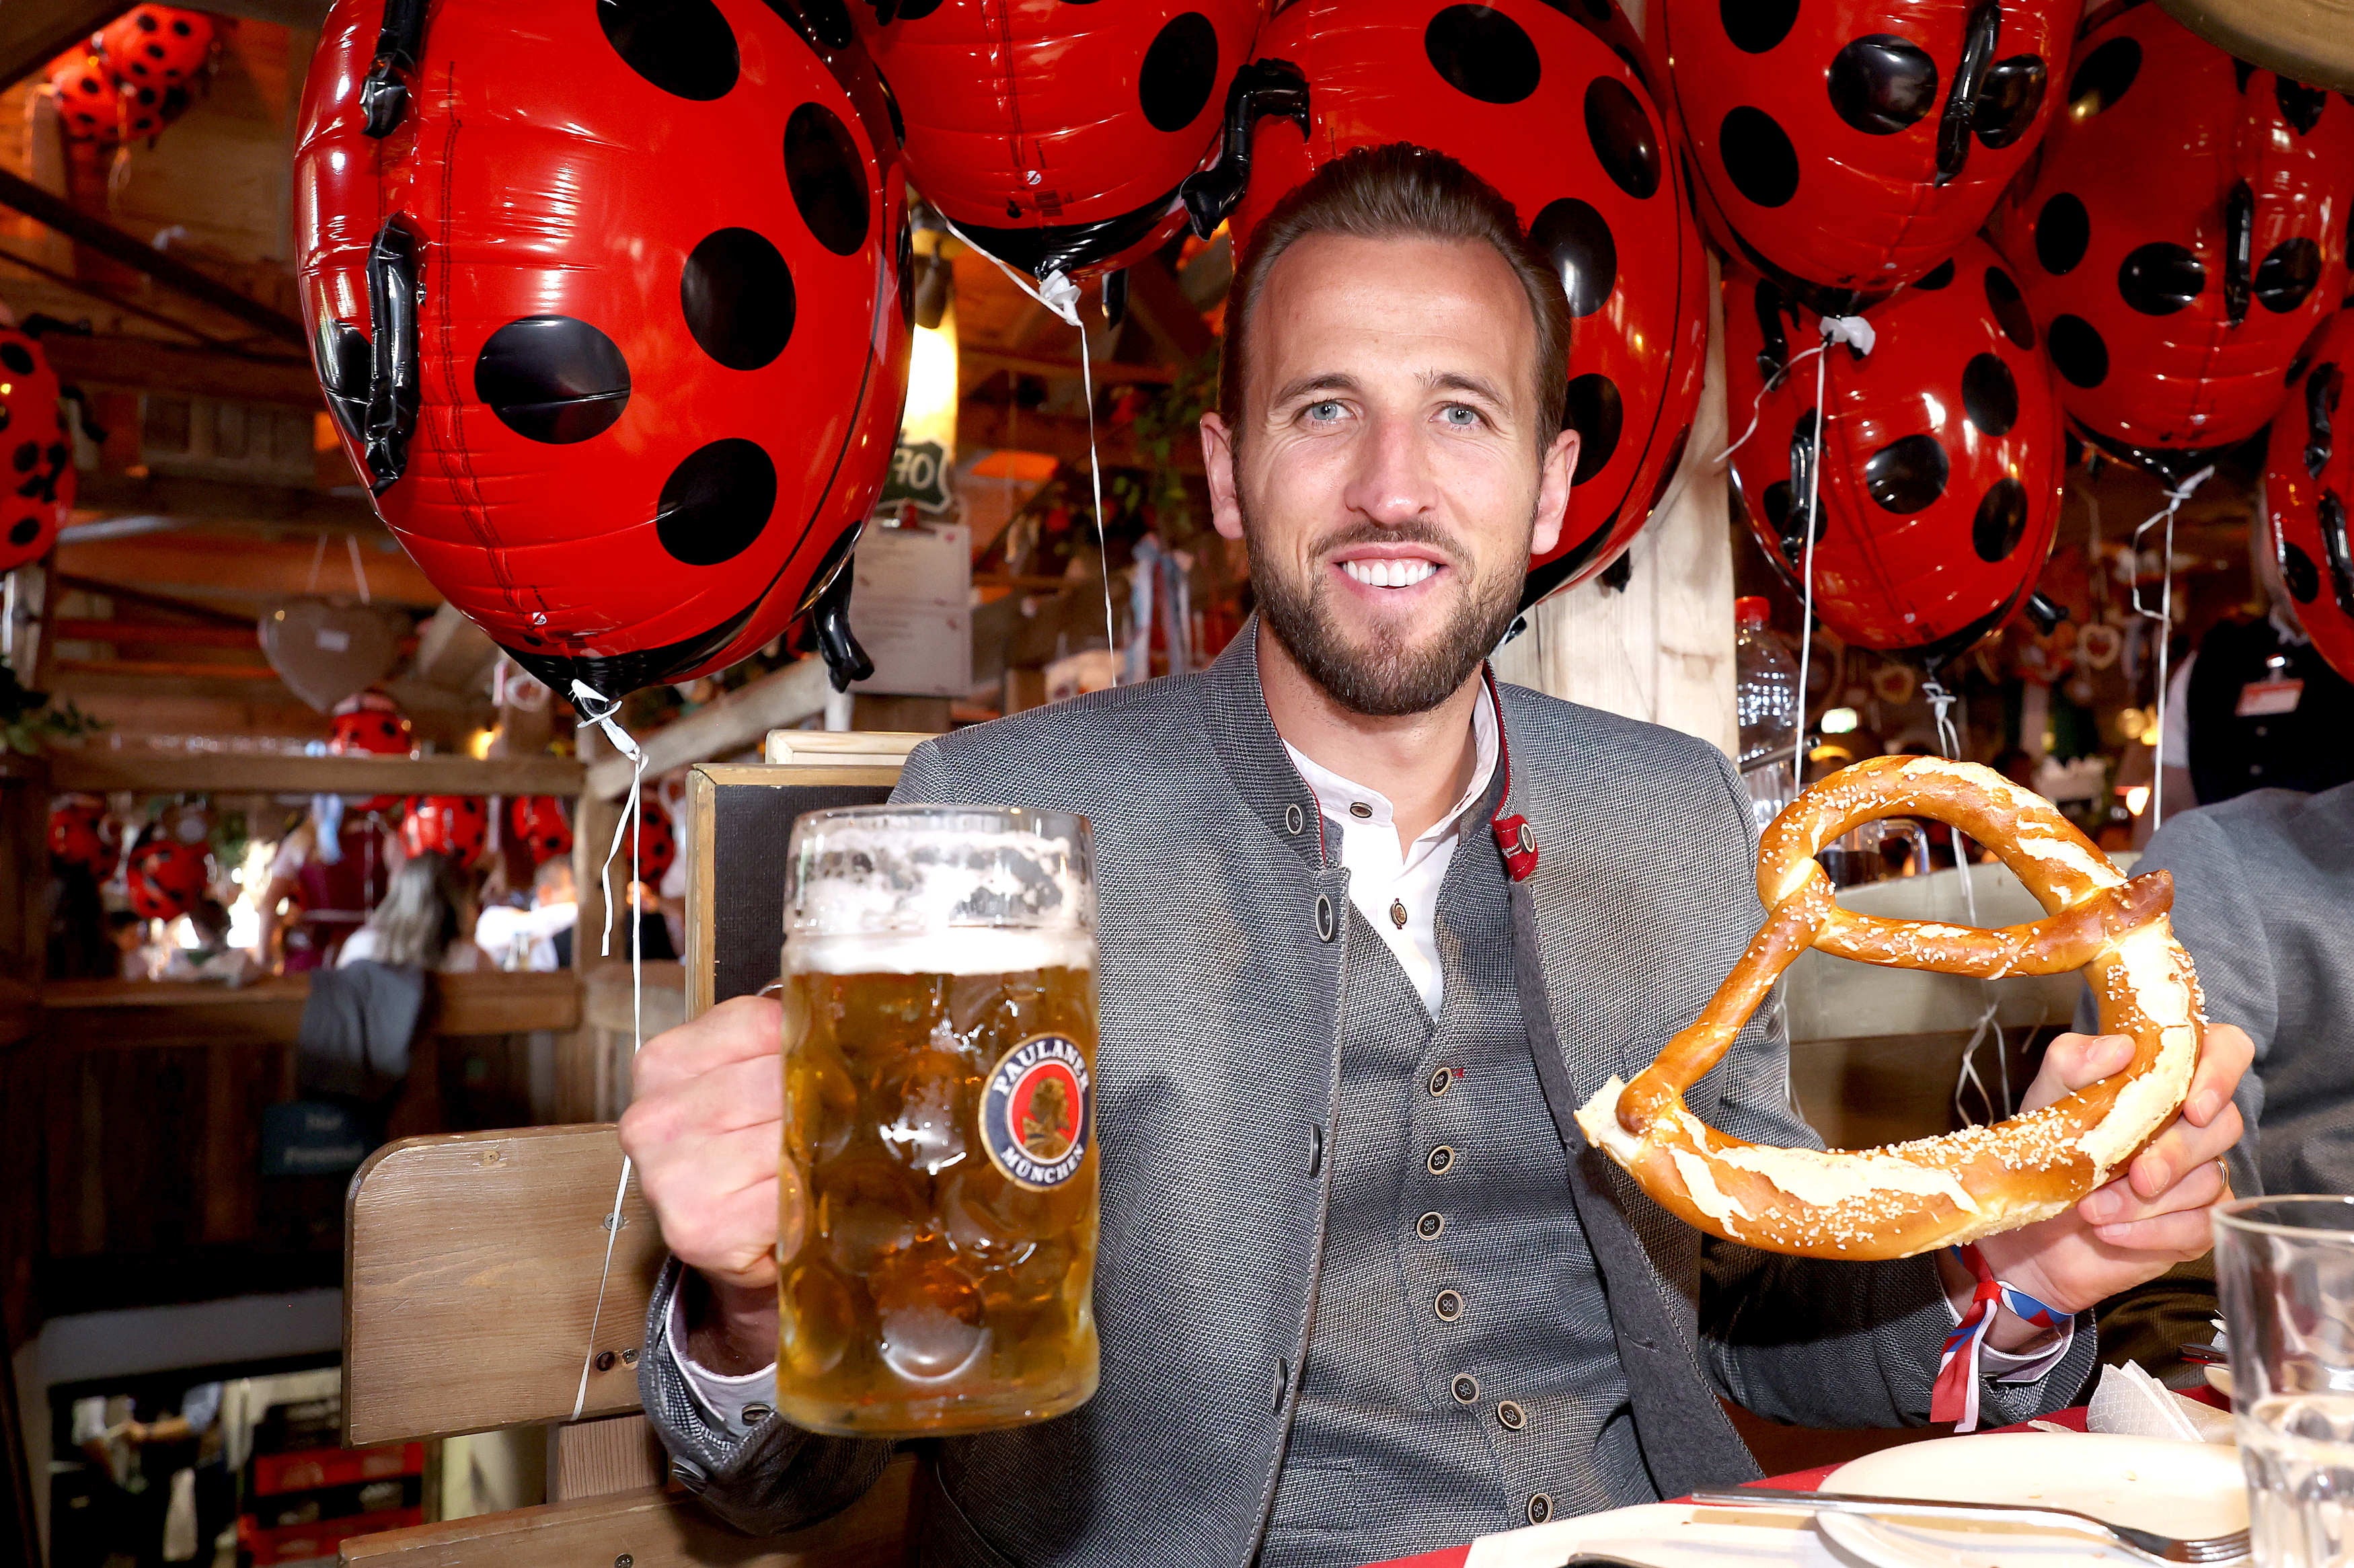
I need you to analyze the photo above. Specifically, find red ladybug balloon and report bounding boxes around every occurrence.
[1225,0,1706,602]
[1987,6,2354,475]
[294,0,910,700]
[329,691,413,812]
[49,795,108,875]
[2266,310,2354,684]
[96,7,216,90]
[46,47,121,146]
[0,327,73,573]
[116,79,191,141]
[401,795,490,870]
[631,793,677,886]
[1659,0,2078,301]
[125,836,210,923]
[848,0,1267,280]
[509,795,574,865]
[1722,241,2066,664]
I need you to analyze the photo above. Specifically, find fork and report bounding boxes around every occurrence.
[1689,1486,2251,1563]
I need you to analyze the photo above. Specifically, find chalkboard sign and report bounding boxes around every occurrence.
[684,760,908,1017]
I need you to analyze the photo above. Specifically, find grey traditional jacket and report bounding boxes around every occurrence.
[642,630,2096,1565]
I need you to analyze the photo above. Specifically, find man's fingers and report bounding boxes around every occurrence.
[2021,1033,2137,1112]
[621,1052,784,1159]
[2081,1151,2228,1227]
[2090,1204,2222,1258]
[2180,1023,2255,1128]
[2124,1098,2245,1201]
[630,995,782,1099]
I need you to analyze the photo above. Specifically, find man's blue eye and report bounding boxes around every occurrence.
[1442,405,1480,427]
[1306,401,1343,422]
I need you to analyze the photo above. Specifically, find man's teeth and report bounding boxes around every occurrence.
[1341,558,1439,588]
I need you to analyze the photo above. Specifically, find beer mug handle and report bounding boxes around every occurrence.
[757,977,785,999]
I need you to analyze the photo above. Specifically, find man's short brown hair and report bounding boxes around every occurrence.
[1217,143,1572,448]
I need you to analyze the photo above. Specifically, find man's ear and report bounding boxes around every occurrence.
[1202,412,1246,542]
[1531,425,1579,557]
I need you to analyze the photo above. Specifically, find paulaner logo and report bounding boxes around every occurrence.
[979,1033,1092,1190]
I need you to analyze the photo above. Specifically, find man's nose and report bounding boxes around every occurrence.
[1339,409,1437,526]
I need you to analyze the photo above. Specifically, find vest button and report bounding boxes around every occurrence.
[1314,894,1335,942]
[1427,1145,1455,1175]
[1349,801,1373,819]
[1452,1374,1479,1405]
[1434,1289,1464,1321]
[1527,1494,1552,1524]
[1285,803,1304,835]
[1416,1211,1443,1239]
[1496,1400,1525,1431]
[1428,1067,1451,1097]
[741,1403,773,1427]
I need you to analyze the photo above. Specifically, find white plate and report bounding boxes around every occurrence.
[1465,1499,1845,1567]
[1815,1432,2249,1568]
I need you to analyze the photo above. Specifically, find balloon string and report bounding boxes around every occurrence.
[1790,338,1829,801]
[567,678,648,1423]
[307,534,327,594]
[937,221,1118,682]
[346,533,372,605]
[2132,466,2213,835]
[1716,343,1825,465]
[1926,676,2011,1124]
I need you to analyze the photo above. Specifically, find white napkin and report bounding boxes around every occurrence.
[2086,1360,2235,1444]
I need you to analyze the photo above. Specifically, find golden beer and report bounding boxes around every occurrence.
[775,808,1100,1436]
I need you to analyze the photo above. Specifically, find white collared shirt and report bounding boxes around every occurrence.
[1281,687,1500,1016]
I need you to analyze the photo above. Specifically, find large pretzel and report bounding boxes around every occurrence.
[1573,755,2205,1260]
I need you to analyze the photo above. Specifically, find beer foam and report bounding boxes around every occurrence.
[788,929,1094,976]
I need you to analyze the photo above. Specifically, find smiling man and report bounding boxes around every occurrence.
[619,147,2252,1568]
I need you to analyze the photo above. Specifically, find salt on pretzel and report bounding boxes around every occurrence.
[1572,754,2204,1260]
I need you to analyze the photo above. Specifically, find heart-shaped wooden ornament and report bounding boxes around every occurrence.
[260,598,408,711]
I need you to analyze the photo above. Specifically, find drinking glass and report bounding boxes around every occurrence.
[2217,1195,2354,1567]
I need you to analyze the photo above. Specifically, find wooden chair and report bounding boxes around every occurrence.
[338,734,928,1568]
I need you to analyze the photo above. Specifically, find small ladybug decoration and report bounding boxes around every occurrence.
[1721,240,2067,665]
[125,836,211,923]
[508,795,574,865]
[116,80,192,141]
[849,0,1272,281]
[1225,0,1706,603]
[1987,5,2354,477]
[295,0,909,700]
[328,691,413,812]
[0,327,74,574]
[630,792,677,886]
[96,7,217,91]
[400,796,489,870]
[46,48,121,147]
[2265,309,2354,684]
[48,795,109,876]
[1657,0,2078,304]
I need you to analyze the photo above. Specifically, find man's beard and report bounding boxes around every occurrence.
[1246,507,1529,717]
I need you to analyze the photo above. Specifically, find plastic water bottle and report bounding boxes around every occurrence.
[1735,596,1800,834]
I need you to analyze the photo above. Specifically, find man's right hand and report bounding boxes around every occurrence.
[619,994,797,1374]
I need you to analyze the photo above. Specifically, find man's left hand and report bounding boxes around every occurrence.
[1960,1023,2253,1349]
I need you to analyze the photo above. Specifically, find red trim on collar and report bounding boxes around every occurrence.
[1482,666,1538,881]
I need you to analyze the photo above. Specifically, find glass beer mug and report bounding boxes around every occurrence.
[775,806,1101,1436]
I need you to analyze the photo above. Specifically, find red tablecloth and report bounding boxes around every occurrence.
[1359,1405,2098,1568]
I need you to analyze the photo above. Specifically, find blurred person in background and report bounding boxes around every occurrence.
[338,852,489,974]
[476,857,579,971]
[253,797,401,972]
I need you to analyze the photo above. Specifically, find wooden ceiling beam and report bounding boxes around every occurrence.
[75,471,379,529]
[1121,257,1215,364]
[959,401,1203,475]
[961,348,1177,388]
[49,750,584,798]
[41,335,321,406]
[0,0,131,92]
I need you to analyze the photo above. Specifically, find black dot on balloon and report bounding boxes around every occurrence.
[2048,313,2109,387]
[1915,258,1955,290]
[2256,237,2322,313]
[1971,477,2028,561]
[7,517,34,547]
[1962,353,2018,436]
[2277,76,2328,135]
[1583,77,1659,199]
[895,0,942,16]
[2034,192,2089,276]
[678,226,796,369]
[1720,0,1798,53]
[785,102,869,256]
[761,0,853,50]
[1139,12,1218,131]
[1562,373,1621,484]
[599,0,738,100]
[2281,539,2321,602]
[656,438,776,566]
[1530,197,1616,319]
[2234,59,2256,93]
[2117,241,2205,315]
[1762,479,1792,531]
[0,344,32,376]
[897,213,915,329]
[1425,6,1540,106]
[11,442,36,473]
[1984,265,2035,349]
[1975,54,2047,147]
[1828,34,1939,135]
[136,11,157,28]
[474,315,633,444]
[1718,106,1799,206]
[2066,36,2139,116]
[1864,433,1947,512]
